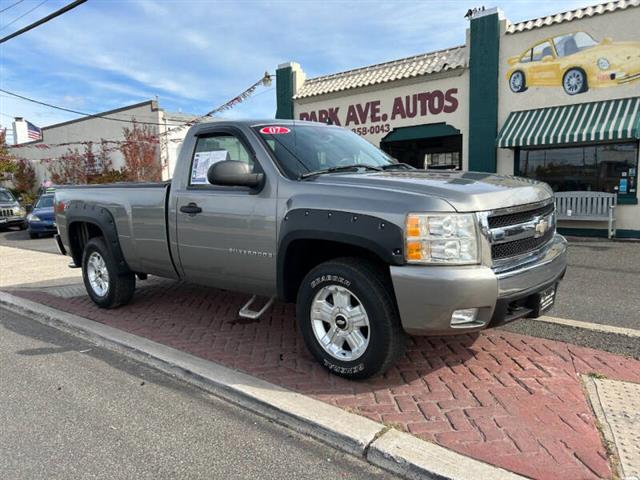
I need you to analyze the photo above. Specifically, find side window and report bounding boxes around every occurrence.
[190,133,254,186]
[531,41,553,62]
[520,49,532,63]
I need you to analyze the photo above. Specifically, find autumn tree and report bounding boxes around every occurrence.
[13,158,36,193]
[120,121,160,181]
[48,147,88,184]
[0,130,17,178]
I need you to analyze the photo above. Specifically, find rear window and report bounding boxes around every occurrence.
[36,195,54,208]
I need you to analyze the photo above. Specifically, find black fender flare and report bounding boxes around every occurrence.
[277,208,405,299]
[65,203,130,274]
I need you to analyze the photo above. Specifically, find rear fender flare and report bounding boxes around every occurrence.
[66,203,129,274]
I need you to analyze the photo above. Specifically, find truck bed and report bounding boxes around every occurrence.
[55,182,178,279]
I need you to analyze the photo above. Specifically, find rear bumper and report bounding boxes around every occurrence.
[390,234,568,336]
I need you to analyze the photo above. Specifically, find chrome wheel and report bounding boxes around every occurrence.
[310,285,370,361]
[87,251,110,297]
[509,71,525,92]
[563,69,585,95]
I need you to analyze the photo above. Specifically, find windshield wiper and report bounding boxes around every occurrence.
[299,164,382,180]
[381,162,414,170]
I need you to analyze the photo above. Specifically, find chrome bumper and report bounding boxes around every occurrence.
[496,234,567,298]
[390,234,567,336]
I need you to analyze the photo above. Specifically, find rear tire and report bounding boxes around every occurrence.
[82,237,135,308]
[29,232,39,239]
[296,257,406,379]
[509,70,527,93]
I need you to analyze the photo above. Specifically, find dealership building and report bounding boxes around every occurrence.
[275,0,640,237]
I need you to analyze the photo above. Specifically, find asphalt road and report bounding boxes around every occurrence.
[0,226,59,254]
[1,227,638,329]
[551,237,640,330]
[0,306,394,480]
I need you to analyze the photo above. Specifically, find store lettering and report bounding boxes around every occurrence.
[298,88,459,127]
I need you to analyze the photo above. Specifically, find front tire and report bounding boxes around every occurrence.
[296,257,406,379]
[29,232,39,239]
[563,68,588,95]
[82,237,135,308]
[509,70,527,93]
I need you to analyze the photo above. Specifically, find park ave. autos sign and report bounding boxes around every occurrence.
[298,87,460,137]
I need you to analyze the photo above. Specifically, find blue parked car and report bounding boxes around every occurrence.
[27,193,57,239]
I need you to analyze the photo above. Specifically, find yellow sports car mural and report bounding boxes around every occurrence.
[506,31,640,95]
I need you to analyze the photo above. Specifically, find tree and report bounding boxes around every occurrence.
[13,158,36,193]
[48,147,88,184]
[120,121,161,181]
[0,130,17,178]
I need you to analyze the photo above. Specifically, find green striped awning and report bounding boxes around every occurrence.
[497,97,640,148]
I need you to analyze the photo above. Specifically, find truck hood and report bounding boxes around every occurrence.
[309,170,553,212]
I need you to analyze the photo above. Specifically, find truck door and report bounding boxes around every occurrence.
[174,128,277,296]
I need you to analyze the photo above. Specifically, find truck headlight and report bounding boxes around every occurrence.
[405,213,479,265]
[597,57,610,70]
[16,206,26,217]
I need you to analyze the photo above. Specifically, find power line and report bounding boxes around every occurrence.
[0,0,87,43]
[0,0,26,14]
[0,88,189,127]
[0,0,48,32]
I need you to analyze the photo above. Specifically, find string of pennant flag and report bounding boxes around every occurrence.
[11,73,273,151]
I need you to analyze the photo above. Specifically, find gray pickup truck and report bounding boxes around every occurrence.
[54,120,567,379]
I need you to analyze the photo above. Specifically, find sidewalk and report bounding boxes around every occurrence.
[2,245,639,480]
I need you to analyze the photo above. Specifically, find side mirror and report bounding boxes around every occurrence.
[601,37,612,45]
[542,55,553,63]
[18,195,23,202]
[207,160,264,188]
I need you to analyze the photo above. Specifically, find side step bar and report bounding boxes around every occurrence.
[239,295,275,320]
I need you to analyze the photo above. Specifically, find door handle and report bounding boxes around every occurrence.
[180,203,202,215]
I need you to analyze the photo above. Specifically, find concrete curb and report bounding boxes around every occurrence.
[0,291,525,480]
[537,315,640,338]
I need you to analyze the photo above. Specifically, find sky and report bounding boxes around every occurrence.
[0,0,590,139]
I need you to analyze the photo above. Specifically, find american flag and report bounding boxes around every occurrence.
[26,120,42,141]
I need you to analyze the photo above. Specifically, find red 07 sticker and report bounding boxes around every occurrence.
[259,126,291,135]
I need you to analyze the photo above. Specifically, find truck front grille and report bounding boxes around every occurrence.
[488,202,554,229]
[491,229,554,260]
[486,201,556,262]
[0,208,14,218]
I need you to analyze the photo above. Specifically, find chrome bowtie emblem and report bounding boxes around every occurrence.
[534,217,549,238]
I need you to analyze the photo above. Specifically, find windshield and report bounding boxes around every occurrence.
[0,190,15,203]
[254,124,395,179]
[554,32,598,57]
[36,195,54,209]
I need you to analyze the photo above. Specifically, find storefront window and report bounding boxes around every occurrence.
[518,142,639,202]
[425,152,461,170]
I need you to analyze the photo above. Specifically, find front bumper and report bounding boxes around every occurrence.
[390,234,568,336]
[0,216,27,228]
[28,220,57,234]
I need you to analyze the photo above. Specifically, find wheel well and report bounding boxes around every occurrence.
[280,239,390,303]
[68,221,104,266]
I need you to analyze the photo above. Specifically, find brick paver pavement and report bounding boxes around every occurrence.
[9,279,640,480]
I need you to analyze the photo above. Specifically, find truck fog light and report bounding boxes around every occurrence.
[451,308,479,326]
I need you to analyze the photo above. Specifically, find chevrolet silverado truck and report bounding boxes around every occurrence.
[54,120,567,379]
